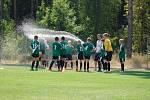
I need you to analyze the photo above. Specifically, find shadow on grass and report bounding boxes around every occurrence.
[111,70,150,79]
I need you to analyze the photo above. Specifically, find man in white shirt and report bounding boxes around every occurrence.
[94,34,103,72]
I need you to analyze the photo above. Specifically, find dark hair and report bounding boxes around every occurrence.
[34,35,38,40]
[61,36,65,41]
[55,37,59,41]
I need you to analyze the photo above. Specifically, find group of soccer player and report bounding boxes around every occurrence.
[30,33,125,72]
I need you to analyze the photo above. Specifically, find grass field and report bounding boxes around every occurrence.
[0,66,150,100]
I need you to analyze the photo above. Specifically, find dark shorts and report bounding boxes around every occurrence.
[84,55,90,60]
[60,55,66,58]
[41,50,45,55]
[94,53,100,61]
[66,54,72,60]
[78,53,84,60]
[120,58,125,63]
[105,51,113,61]
[32,54,39,58]
[52,56,59,60]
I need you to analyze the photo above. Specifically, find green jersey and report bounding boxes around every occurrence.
[60,41,68,55]
[76,44,84,54]
[119,44,125,59]
[66,45,74,55]
[52,41,61,57]
[31,40,40,55]
[83,42,94,56]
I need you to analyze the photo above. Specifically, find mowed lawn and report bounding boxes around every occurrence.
[0,66,150,100]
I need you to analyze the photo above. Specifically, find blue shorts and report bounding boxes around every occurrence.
[105,51,113,61]
[94,53,100,61]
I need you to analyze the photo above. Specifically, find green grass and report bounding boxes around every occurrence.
[0,66,150,100]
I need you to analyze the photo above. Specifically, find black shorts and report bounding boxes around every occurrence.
[32,54,39,58]
[84,55,90,60]
[66,54,72,60]
[120,58,125,63]
[52,56,59,60]
[78,53,84,60]
[105,51,113,61]
[60,55,66,58]
[94,53,100,61]
[41,50,45,55]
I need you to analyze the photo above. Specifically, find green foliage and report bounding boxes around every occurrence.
[50,0,79,32]
[1,19,31,62]
[36,0,50,27]
[132,0,150,53]
[1,19,18,60]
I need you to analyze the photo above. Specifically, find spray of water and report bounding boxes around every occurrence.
[19,21,84,44]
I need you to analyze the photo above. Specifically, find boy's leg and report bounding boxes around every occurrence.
[49,60,55,71]
[57,60,60,71]
[35,60,39,71]
[98,60,101,72]
[103,60,108,71]
[60,57,65,72]
[101,58,105,70]
[80,60,82,71]
[84,60,86,72]
[76,60,78,71]
[65,61,67,69]
[121,62,124,72]
[87,59,90,72]
[71,60,73,69]
[31,60,35,71]
[107,61,110,71]
[94,61,97,71]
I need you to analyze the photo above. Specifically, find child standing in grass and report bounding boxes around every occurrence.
[30,35,40,71]
[103,33,113,72]
[94,34,103,72]
[49,37,61,71]
[119,39,125,72]
[65,40,74,69]
[83,37,94,72]
[60,36,68,72]
[76,41,84,71]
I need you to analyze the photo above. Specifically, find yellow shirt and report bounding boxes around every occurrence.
[104,38,113,51]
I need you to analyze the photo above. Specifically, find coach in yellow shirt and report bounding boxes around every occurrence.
[103,33,113,72]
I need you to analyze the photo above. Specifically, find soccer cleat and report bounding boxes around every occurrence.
[62,67,65,72]
[35,68,38,71]
[76,69,78,72]
[30,69,34,71]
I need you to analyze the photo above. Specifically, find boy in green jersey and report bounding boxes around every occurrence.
[119,39,125,72]
[30,35,40,71]
[83,37,94,72]
[49,37,61,71]
[60,36,68,72]
[65,40,74,69]
[76,41,84,71]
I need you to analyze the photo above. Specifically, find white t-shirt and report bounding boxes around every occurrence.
[96,40,103,53]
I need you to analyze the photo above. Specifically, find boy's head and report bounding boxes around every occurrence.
[87,37,91,42]
[61,36,65,41]
[97,34,102,40]
[55,37,59,41]
[103,33,109,39]
[68,40,72,45]
[34,35,38,40]
[77,40,81,45]
[119,39,124,44]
